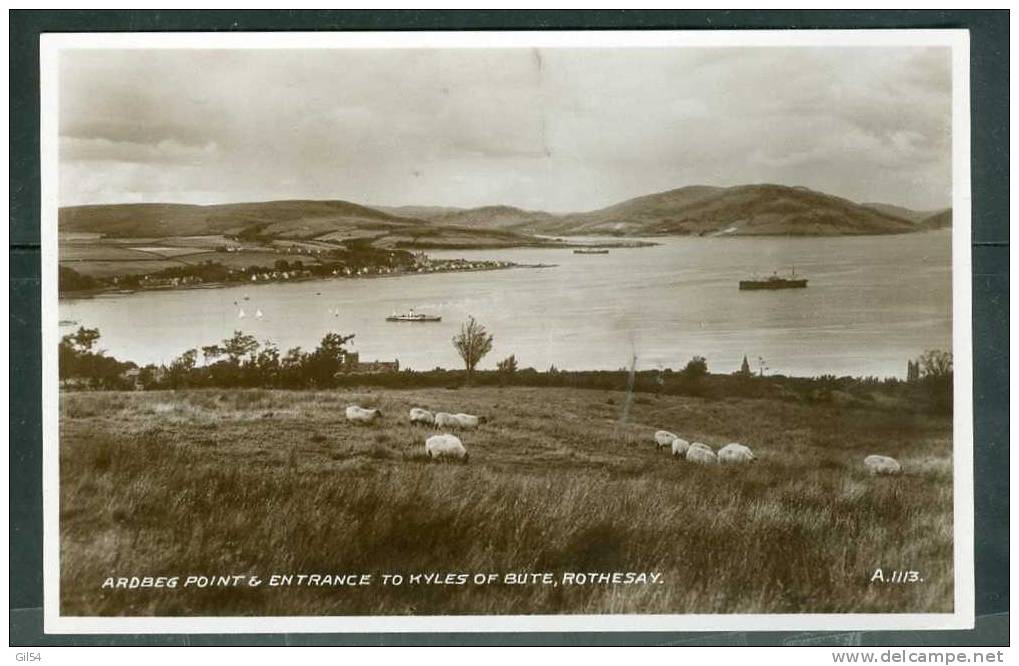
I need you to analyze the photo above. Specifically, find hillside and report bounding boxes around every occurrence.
[384,185,924,237]
[533,184,918,237]
[380,204,558,231]
[58,199,554,248]
[60,386,952,616]
[62,184,943,243]
[59,200,414,239]
[919,209,952,230]
[861,202,945,224]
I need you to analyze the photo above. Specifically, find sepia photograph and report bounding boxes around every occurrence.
[40,29,973,633]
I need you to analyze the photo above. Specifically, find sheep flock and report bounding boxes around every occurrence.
[348,404,902,475]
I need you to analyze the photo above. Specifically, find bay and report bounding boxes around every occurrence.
[59,229,952,379]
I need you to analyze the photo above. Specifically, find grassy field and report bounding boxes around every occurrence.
[59,386,953,617]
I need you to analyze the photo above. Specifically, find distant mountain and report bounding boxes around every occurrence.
[59,200,416,239]
[58,199,552,248]
[62,184,943,243]
[527,184,918,237]
[918,208,952,230]
[379,204,558,231]
[374,205,464,220]
[862,202,946,224]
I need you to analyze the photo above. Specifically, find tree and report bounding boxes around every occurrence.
[452,316,493,382]
[496,354,518,374]
[220,331,259,364]
[681,355,708,379]
[166,349,198,388]
[305,332,356,387]
[918,349,953,379]
[64,326,101,354]
[250,341,281,384]
[739,355,752,377]
[202,344,224,364]
[917,349,953,414]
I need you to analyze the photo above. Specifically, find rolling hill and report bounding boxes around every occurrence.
[384,185,927,237]
[516,184,920,237]
[377,204,558,231]
[918,209,952,230]
[61,184,946,243]
[59,200,428,239]
[861,202,943,224]
[58,199,554,248]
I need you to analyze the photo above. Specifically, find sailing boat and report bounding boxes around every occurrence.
[255,309,264,320]
[238,308,246,319]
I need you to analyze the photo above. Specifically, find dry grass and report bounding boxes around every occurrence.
[59,387,953,616]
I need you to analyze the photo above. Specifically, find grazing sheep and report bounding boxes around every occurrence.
[434,412,483,430]
[671,438,690,457]
[689,441,713,453]
[434,412,460,429]
[718,442,756,465]
[454,413,482,430]
[864,454,902,476]
[655,430,678,448]
[345,405,382,424]
[425,433,469,461]
[409,407,435,426]
[686,445,717,465]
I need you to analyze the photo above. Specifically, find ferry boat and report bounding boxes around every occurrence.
[739,269,808,291]
[386,309,442,322]
[573,248,610,255]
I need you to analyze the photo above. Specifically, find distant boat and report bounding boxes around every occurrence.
[255,309,264,319]
[58,319,80,327]
[386,308,441,323]
[573,248,609,255]
[739,268,808,291]
[238,309,246,319]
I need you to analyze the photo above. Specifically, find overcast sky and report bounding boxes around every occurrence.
[59,46,952,211]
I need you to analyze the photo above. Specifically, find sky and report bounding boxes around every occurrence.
[59,46,953,212]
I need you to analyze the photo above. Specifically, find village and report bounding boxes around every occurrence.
[61,242,527,295]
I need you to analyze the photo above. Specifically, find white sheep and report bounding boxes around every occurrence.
[864,454,902,476]
[425,433,469,461]
[718,442,756,465]
[345,405,382,425]
[454,413,482,430]
[671,438,690,457]
[686,445,717,465]
[689,441,713,453]
[434,412,460,429]
[409,407,435,426]
[435,412,483,430]
[655,430,678,448]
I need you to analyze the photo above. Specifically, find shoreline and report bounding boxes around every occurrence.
[58,261,557,301]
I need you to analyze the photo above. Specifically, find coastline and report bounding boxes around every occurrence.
[57,261,557,301]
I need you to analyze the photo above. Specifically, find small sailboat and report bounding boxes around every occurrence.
[255,309,264,319]
[238,308,246,319]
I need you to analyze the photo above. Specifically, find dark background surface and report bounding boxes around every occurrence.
[9,9,1009,647]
